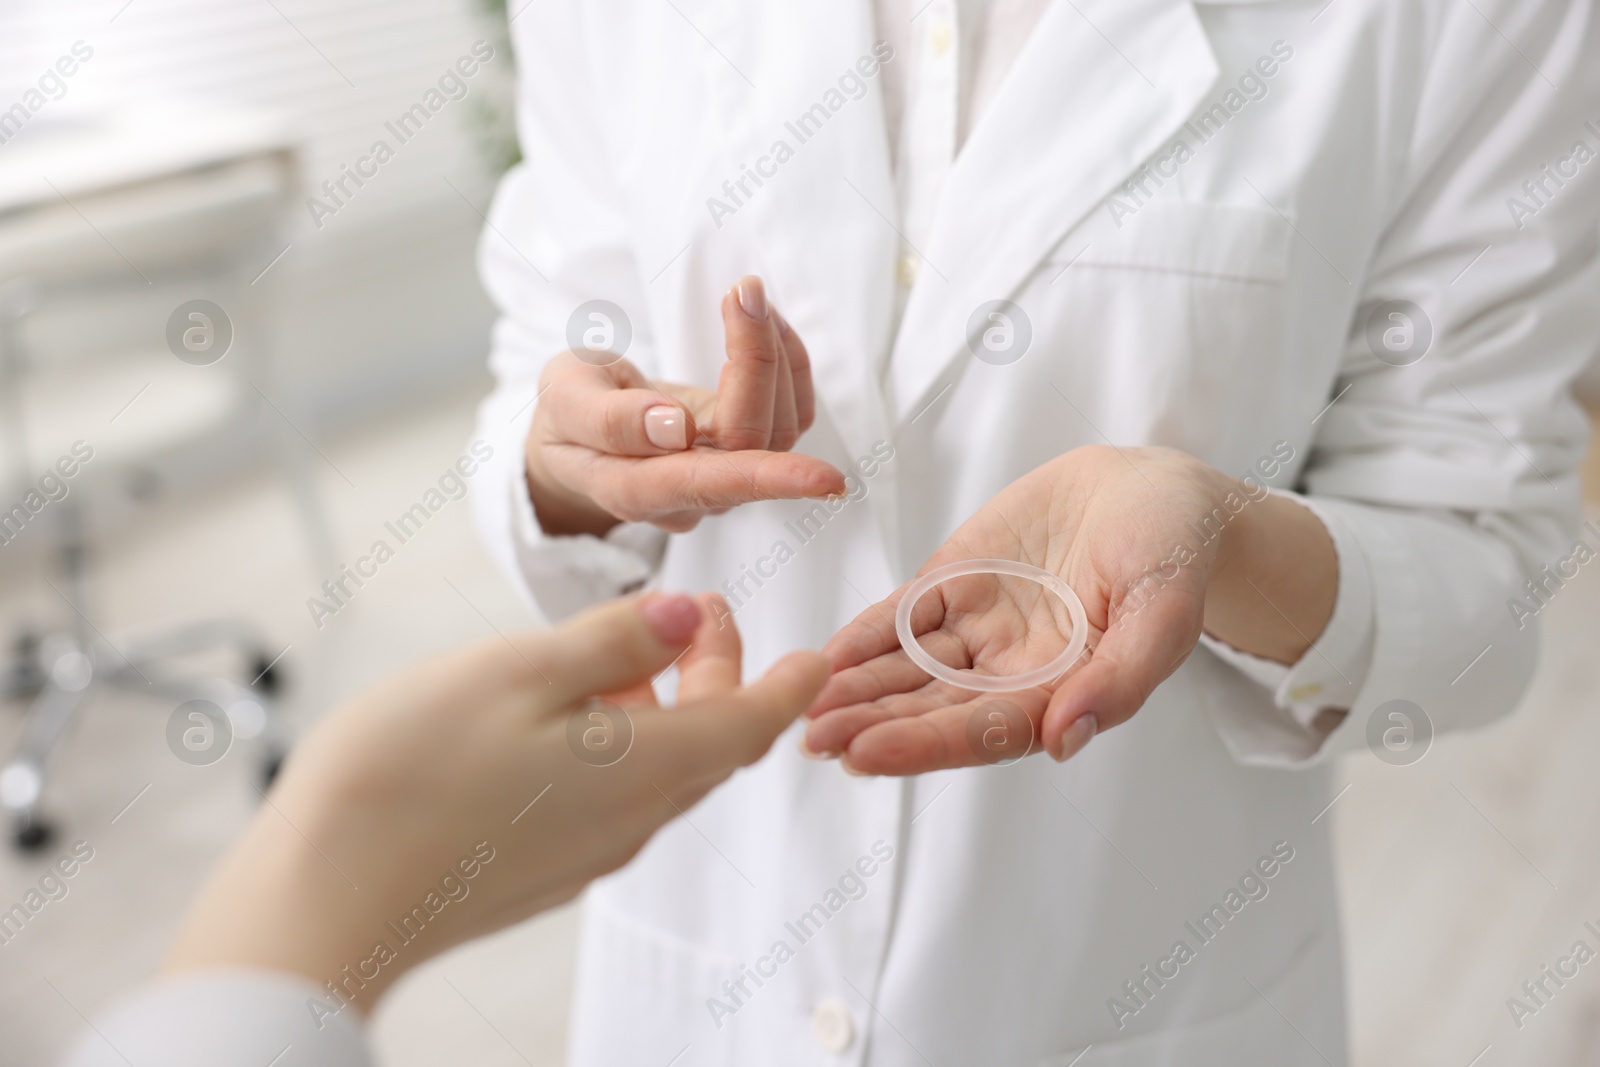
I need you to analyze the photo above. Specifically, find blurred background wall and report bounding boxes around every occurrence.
[0,0,508,444]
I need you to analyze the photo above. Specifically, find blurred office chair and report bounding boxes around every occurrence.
[0,107,328,850]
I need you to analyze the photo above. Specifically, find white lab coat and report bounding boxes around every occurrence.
[472,1,1600,1064]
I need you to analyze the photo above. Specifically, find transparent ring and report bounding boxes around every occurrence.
[895,558,1089,693]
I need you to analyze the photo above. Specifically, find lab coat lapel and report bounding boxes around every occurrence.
[696,0,904,561]
[887,0,1221,421]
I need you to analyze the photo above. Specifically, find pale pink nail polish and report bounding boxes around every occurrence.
[1055,713,1098,762]
[736,276,769,320]
[645,405,687,450]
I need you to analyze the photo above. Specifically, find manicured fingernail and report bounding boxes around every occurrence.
[736,276,768,320]
[644,405,687,450]
[640,593,701,644]
[1056,713,1098,762]
[773,307,793,335]
[840,760,873,777]
[798,734,836,760]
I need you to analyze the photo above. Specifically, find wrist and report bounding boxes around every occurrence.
[1202,486,1338,664]
[1205,472,1266,589]
[165,816,406,1014]
[524,434,621,537]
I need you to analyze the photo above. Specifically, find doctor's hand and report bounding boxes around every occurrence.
[525,275,846,536]
[164,593,828,1011]
[803,446,1338,775]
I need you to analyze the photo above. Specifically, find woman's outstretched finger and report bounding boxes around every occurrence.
[639,651,831,780]
[675,594,744,701]
[527,593,703,707]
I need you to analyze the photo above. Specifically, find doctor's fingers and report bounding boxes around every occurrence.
[806,620,968,721]
[1039,581,1206,759]
[805,671,988,758]
[540,359,698,456]
[777,310,817,434]
[566,448,845,521]
[769,342,800,452]
[834,697,1054,775]
[814,581,950,692]
[651,381,718,429]
[712,276,783,451]
[527,593,705,708]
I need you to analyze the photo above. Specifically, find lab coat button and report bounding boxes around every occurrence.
[897,253,920,286]
[811,997,855,1053]
[1289,682,1324,702]
[929,21,954,56]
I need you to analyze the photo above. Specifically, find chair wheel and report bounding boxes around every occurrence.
[14,816,54,852]
[249,653,285,697]
[259,748,286,790]
[2,629,47,700]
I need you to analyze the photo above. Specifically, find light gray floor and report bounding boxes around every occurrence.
[2,389,1598,1066]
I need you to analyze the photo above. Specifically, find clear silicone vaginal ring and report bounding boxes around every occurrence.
[895,558,1088,692]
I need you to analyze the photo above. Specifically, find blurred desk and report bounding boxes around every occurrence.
[0,104,296,484]
[0,105,293,279]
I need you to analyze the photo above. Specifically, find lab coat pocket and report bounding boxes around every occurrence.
[568,892,740,1067]
[1042,200,1294,455]
[1071,200,1292,283]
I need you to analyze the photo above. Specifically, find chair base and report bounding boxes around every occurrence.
[0,618,287,851]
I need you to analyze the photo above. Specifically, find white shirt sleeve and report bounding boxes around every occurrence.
[1200,0,1600,768]
[62,969,372,1067]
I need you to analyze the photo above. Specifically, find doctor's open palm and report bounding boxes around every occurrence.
[804,445,1335,775]
[525,275,846,535]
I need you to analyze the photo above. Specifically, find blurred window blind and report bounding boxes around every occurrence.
[1,0,500,235]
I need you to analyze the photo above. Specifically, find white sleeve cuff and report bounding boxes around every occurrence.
[1199,489,1376,740]
[470,383,668,624]
[501,445,668,623]
[63,969,372,1067]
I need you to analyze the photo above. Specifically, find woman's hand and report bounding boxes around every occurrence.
[164,593,827,1010]
[803,446,1337,774]
[526,276,846,535]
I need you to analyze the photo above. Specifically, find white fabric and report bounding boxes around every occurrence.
[63,969,372,1067]
[873,0,1053,160]
[472,0,1600,1064]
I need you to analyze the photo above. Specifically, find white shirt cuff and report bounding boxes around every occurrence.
[63,969,372,1067]
[502,446,667,622]
[1198,489,1376,740]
